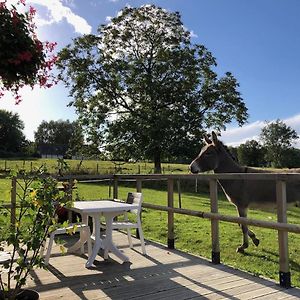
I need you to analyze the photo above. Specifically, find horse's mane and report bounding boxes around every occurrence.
[219,140,239,162]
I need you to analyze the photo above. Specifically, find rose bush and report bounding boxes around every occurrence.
[0,0,58,103]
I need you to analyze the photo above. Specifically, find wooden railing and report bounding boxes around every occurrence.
[6,173,300,288]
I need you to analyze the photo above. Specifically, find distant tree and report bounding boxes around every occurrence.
[280,148,300,168]
[0,109,26,154]
[34,120,84,157]
[57,5,248,173]
[66,122,85,157]
[237,140,266,167]
[260,119,299,168]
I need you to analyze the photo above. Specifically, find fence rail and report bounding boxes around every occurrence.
[4,172,300,288]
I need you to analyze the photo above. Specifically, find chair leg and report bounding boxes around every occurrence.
[127,228,133,248]
[137,221,146,255]
[45,232,55,265]
[40,239,46,258]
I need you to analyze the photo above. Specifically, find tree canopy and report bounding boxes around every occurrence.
[34,120,84,157]
[0,109,26,154]
[57,5,248,172]
[260,119,299,167]
[237,139,266,167]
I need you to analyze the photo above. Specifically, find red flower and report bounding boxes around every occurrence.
[0,0,58,103]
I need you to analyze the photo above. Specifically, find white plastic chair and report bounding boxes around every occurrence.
[41,222,92,265]
[101,192,146,255]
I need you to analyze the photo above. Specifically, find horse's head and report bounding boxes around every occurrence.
[189,131,221,173]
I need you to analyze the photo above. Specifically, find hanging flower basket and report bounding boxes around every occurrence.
[0,1,57,103]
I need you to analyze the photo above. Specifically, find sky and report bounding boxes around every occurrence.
[1,0,300,148]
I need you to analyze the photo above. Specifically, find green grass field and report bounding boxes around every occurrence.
[0,158,189,175]
[0,158,299,287]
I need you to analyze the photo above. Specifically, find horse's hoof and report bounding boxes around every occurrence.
[236,247,245,253]
[253,238,260,247]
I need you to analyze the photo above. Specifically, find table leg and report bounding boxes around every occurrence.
[68,213,89,253]
[85,216,103,268]
[103,212,129,262]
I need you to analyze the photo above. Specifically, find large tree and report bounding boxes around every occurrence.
[237,140,266,167]
[260,119,299,168]
[57,5,248,173]
[34,120,84,157]
[0,109,26,154]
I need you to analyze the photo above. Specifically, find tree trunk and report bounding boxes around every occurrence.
[153,149,162,174]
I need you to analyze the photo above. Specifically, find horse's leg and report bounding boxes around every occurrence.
[236,206,249,253]
[248,228,259,246]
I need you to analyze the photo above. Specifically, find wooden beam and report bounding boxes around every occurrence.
[142,203,300,233]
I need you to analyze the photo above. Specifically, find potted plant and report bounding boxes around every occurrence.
[0,168,73,299]
[0,0,57,103]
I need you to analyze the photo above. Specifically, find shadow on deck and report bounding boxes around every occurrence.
[28,232,300,299]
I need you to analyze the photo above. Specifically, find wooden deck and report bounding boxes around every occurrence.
[27,232,300,299]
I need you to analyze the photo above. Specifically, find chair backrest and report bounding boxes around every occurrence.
[126,192,143,214]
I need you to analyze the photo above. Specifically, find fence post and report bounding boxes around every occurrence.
[177,180,182,208]
[210,179,220,264]
[11,177,17,229]
[276,180,291,288]
[108,179,112,198]
[167,178,174,249]
[136,179,142,237]
[136,179,142,192]
[113,176,118,199]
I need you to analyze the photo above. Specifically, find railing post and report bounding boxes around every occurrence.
[108,179,112,198]
[210,179,220,264]
[113,176,118,199]
[136,179,142,238]
[167,178,174,249]
[177,180,182,208]
[276,180,291,288]
[11,177,17,229]
[136,179,142,192]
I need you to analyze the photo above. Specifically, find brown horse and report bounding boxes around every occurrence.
[189,131,300,253]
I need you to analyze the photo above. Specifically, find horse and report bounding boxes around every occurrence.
[189,131,300,253]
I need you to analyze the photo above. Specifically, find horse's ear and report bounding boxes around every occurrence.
[211,131,219,146]
[203,134,212,145]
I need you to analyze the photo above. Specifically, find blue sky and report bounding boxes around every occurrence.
[1,0,300,147]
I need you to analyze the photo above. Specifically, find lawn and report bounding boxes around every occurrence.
[0,158,189,175]
[0,169,300,287]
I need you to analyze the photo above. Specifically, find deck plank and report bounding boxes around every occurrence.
[25,231,300,300]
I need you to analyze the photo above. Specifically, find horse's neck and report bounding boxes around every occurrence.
[214,148,243,173]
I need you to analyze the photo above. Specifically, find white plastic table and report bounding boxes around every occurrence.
[0,251,10,264]
[68,200,139,268]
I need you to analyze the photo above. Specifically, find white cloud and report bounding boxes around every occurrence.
[190,30,198,38]
[220,121,265,146]
[105,16,112,22]
[28,0,92,34]
[220,114,300,148]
